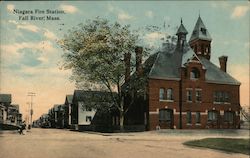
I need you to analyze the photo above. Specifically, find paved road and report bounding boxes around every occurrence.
[0,128,249,158]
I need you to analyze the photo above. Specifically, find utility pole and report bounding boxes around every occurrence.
[27,92,36,128]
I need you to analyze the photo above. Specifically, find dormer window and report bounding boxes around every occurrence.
[190,68,200,79]
[193,30,197,35]
[200,28,206,35]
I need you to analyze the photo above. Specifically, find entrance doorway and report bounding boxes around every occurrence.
[159,109,174,129]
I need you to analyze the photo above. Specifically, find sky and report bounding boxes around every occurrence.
[0,1,249,121]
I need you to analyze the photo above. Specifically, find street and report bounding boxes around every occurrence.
[0,128,249,158]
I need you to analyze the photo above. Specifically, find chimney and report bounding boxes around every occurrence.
[135,46,143,77]
[219,56,228,72]
[124,53,131,83]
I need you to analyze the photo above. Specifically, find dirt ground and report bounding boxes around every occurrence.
[0,128,249,158]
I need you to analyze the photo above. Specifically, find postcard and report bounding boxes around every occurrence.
[0,1,249,158]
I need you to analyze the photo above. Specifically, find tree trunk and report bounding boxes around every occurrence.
[119,97,125,131]
[120,112,124,131]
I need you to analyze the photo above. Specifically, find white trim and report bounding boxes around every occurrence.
[173,109,179,114]
[149,111,158,115]
[159,99,174,102]
[206,80,240,86]
[149,76,181,81]
[149,108,159,115]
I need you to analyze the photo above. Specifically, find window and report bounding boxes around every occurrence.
[190,68,200,79]
[159,88,165,100]
[208,111,218,121]
[214,92,219,102]
[159,88,173,101]
[201,44,204,53]
[167,88,173,100]
[159,109,172,121]
[86,105,92,111]
[86,116,92,122]
[224,92,229,103]
[201,28,207,35]
[214,91,231,103]
[193,30,197,35]
[196,90,202,102]
[187,111,192,124]
[196,112,201,123]
[187,90,192,102]
[224,111,234,123]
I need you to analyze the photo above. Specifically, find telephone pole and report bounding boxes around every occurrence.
[27,92,36,128]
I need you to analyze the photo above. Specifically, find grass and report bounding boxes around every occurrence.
[183,138,250,155]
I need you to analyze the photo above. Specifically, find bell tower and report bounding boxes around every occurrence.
[189,16,212,60]
[176,18,188,51]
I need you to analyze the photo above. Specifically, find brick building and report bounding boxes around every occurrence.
[148,16,241,130]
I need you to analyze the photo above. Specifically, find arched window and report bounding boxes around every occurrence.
[167,88,173,100]
[190,68,200,79]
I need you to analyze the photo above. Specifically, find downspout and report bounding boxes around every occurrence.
[179,70,182,129]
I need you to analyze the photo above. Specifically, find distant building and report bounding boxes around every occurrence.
[0,94,23,129]
[64,95,73,128]
[0,94,11,124]
[71,90,115,131]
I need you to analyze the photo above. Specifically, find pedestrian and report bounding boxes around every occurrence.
[19,121,26,135]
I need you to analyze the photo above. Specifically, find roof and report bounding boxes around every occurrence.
[53,104,60,111]
[65,95,73,104]
[73,90,115,103]
[189,16,212,42]
[200,57,240,85]
[122,49,159,91]
[149,42,191,80]
[176,23,188,35]
[0,94,11,103]
[149,40,240,85]
[10,104,19,111]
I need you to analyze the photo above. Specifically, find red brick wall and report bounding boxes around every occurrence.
[148,61,241,130]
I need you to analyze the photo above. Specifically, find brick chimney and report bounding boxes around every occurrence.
[219,56,228,72]
[135,46,143,77]
[124,53,131,83]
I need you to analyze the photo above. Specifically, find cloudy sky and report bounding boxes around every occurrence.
[0,1,249,121]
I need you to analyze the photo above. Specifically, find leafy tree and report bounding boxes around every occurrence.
[58,17,149,130]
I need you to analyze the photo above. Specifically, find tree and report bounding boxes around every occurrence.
[58,17,148,130]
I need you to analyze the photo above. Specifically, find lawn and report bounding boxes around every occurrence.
[183,138,250,155]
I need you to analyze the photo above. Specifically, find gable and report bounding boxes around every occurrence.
[200,57,240,85]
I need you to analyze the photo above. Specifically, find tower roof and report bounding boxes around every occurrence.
[189,16,212,42]
[176,20,188,35]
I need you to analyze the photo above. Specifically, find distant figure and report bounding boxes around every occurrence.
[156,125,161,130]
[19,121,26,135]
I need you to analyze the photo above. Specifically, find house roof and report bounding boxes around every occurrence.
[200,57,240,85]
[0,94,11,104]
[73,90,115,103]
[65,95,73,104]
[121,49,159,91]
[149,43,183,80]
[53,104,60,111]
[189,16,212,42]
[148,41,240,85]
[176,22,188,35]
